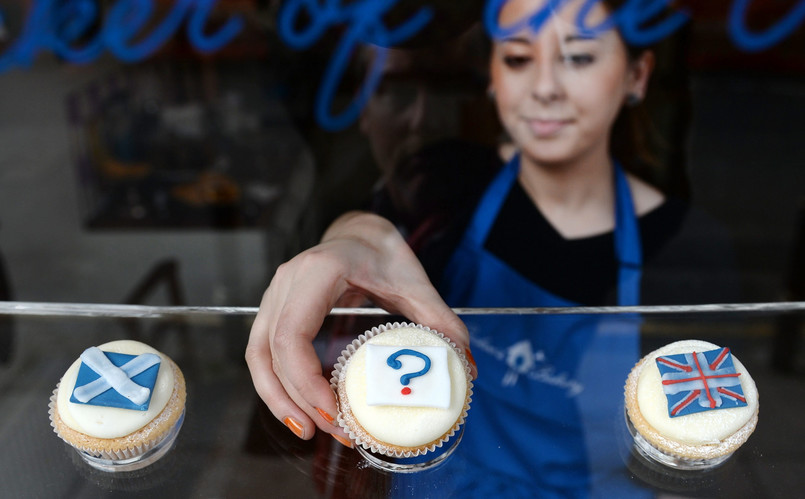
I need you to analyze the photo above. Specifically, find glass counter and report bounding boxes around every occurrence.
[0,302,802,498]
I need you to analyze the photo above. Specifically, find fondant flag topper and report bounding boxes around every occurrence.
[655,347,747,418]
[365,345,451,409]
[70,347,161,411]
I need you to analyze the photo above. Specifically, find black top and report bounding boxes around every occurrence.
[484,181,686,305]
[372,142,742,306]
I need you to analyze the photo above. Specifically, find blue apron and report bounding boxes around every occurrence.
[434,155,647,498]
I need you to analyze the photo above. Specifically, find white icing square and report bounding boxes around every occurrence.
[365,344,451,409]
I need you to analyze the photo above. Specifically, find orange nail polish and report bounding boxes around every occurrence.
[466,348,477,370]
[316,407,336,425]
[331,433,354,448]
[283,417,304,439]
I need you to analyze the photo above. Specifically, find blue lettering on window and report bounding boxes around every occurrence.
[187,0,244,53]
[574,0,618,37]
[616,0,690,47]
[0,0,54,70]
[484,0,569,40]
[487,0,689,47]
[52,1,102,64]
[729,0,805,53]
[0,0,244,71]
[0,0,803,130]
[54,0,97,46]
[105,0,163,62]
[278,0,432,131]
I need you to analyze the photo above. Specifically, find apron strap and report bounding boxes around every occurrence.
[464,154,520,247]
[456,154,643,306]
[613,162,643,306]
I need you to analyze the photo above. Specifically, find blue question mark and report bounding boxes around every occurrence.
[387,349,431,395]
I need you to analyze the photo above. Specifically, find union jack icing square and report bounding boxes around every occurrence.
[655,347,747,418]
[625,339,758,467]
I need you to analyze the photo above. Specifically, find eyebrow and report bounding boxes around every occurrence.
[500,36,532,45]
[564,33,599,43]
[499,33,600,45]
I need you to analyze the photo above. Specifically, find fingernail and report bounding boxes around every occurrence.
[331,433,354,448]
[316,407,336,426]
[466,347,477,370]
[283,416,304,439]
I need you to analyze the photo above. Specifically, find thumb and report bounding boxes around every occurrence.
[383,293,477,379]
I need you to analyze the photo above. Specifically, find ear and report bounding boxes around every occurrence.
[627,50,655,101]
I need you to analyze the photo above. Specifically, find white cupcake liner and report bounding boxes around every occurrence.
[49,386,182,469]
[624,404,749,470]
[330,321,473,459]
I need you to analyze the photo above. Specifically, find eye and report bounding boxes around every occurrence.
[503,55,531,69]
[562,53,595,67]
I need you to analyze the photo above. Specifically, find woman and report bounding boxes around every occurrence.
[246,0,735,495]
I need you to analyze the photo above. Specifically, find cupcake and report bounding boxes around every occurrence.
[49,340,186,471]
[332,322,472,459]
[624,340,759,469]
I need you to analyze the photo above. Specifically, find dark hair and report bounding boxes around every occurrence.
[606,0,692,198]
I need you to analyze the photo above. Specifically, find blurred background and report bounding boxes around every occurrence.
[0,0,803,310]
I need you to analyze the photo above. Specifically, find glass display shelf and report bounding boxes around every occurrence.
[0,301,802,498]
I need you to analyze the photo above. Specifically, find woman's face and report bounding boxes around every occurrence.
[490,0,652,168]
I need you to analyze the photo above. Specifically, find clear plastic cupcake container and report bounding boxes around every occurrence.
[331,322,472,472]
[624,407,733,471]
[49,388,185,472]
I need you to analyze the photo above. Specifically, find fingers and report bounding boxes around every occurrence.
[338,224,477,377]
[407,296,475,371]
[244,334,311,439]
[271,300,341,436]
[372,276,478,379]
[246,211,478,446]
[246,262,345,440]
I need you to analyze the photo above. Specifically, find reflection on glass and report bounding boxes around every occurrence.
[0,306,801,496]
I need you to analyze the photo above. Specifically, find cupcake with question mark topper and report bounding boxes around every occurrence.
[332,322,472,459]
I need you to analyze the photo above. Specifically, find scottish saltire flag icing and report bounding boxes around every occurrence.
[70,347,161,411]
[655,347,747,418]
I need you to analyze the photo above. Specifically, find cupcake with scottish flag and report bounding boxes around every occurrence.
[49,340,186,471]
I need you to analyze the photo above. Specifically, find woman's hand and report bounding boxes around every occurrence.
[245,212,473,441]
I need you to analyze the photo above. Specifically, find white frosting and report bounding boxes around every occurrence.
[365,344,450,409]
[636,340,758,445]
[57,340,175,439]
[345,327,467,448]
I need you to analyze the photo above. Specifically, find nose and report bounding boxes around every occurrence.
[530,57,564,104]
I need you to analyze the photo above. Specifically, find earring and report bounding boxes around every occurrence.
[626,93,642,107]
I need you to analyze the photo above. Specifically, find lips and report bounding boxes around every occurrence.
[526,118,570,137]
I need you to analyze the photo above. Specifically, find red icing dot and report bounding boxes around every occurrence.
[401,387,412,395]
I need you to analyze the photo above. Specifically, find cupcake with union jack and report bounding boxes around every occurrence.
[624,340,759,469]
